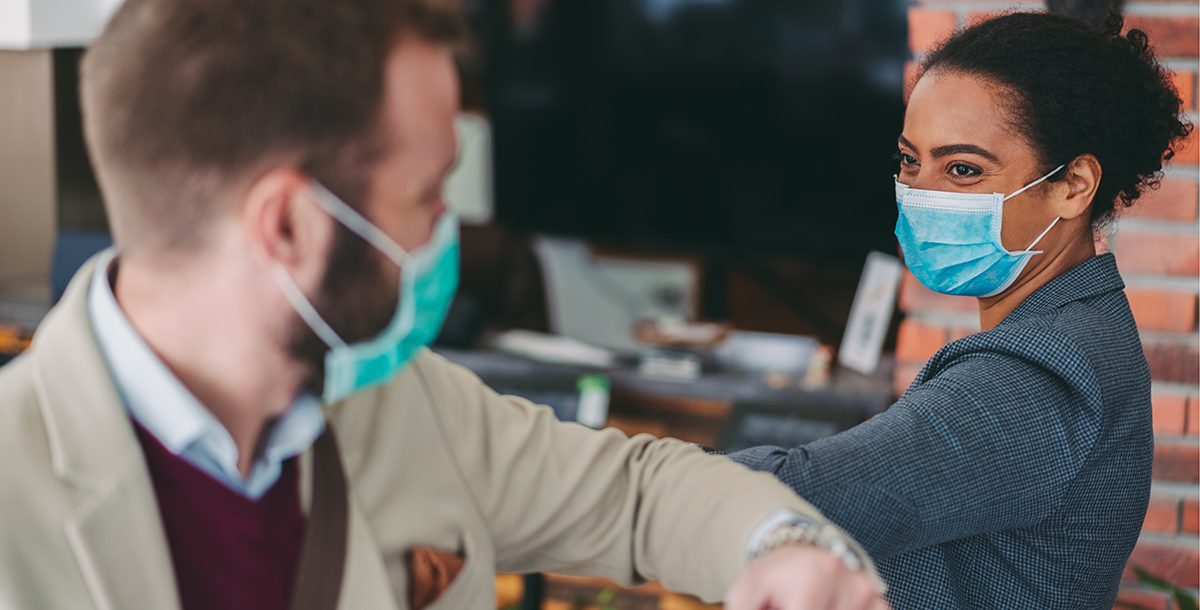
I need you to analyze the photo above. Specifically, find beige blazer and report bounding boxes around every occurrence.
[0,258,841,609]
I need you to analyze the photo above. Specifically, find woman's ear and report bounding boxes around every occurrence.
[1052,154,1102,221]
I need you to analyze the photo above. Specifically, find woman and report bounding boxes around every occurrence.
[731,12,1192,609]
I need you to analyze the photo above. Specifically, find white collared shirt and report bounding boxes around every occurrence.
[88,250,325,500]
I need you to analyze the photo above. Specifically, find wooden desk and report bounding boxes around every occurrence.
[438,347,894,447]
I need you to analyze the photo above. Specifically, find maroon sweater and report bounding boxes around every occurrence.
[133,422,306,610]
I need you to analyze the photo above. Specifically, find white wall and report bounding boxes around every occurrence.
[445,114,494,225]
[0,0,122,49]
[0,50,56,283]
[534,237,699,354]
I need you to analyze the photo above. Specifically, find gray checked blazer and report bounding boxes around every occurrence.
[732,253,1153,609]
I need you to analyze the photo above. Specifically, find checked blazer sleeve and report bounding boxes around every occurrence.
[731,338,1104,561]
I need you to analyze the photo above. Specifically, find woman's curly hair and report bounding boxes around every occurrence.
[921,11,1193,226]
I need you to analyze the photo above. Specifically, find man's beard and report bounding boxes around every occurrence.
[286,224,401,396]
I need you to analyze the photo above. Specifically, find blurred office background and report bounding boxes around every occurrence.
[0,0,1196,608]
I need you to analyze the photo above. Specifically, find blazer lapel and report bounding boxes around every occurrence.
[31,253,181,610]
[338,494,405,610]
[62,465,182,610]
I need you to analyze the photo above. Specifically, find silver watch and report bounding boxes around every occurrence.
[750,520,868,573]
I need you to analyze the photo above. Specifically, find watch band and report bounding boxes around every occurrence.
[751,520,868,573]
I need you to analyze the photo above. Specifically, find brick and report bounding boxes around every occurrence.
[1143,339,1200,385]
[1114,231,1199,276]
[1126,178,1199,222]
[1151,392,1188,435]
[1188,395,1199,435]
[1184,498,1199,535]
[1173,127,1199,166]
[965,11,1010,28]
[899,271,978,314]
[1171,70,1196,111]
[950,326,979,341]
[1142,496,1180,533]
[893,362,922,398]
[909,8,957,54]
[896,318,949,362]
[1127,290,1198,333]
[1153,441,1200,483]
[904,60,921,103]
[1125,15,1200,58]
[1115,587,1172,610]
[1124,541,1200,589]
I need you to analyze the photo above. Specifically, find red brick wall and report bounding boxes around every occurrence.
[898,2,1200,607]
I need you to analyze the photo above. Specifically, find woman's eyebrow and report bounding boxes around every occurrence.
[898,135,1001,163]
[929,143,1000,162]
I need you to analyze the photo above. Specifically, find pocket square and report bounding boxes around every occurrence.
[406,547,465,610]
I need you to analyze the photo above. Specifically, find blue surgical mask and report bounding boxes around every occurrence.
[894,164,1065,298]
[273,182,460,404]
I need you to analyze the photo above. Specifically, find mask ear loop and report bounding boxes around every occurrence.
[1021,217,1061,253]
[272,266,347,350]
[308,182,412,269]
[1002,163,1067,254]
[1002,164,1067,202]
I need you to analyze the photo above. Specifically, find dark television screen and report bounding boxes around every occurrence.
[476,0,909,261]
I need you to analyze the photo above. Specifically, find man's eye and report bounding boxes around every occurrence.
[949,163,982,178]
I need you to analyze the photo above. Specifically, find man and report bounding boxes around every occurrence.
[0,0,887,609]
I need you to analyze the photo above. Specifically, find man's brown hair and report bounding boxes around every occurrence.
[80,0,464,254]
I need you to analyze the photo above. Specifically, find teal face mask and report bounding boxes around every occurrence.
[273,182,460,404]
[894,164,1064,298]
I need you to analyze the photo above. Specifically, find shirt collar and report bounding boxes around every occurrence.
[87,249,324,493]
[1006,253,1125,323]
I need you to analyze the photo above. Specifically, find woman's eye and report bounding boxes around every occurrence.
[949,163,982,178]
[896,152,919,167]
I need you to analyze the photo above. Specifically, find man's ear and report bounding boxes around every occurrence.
[242,168,333,278]
[1051,154,1102,221]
